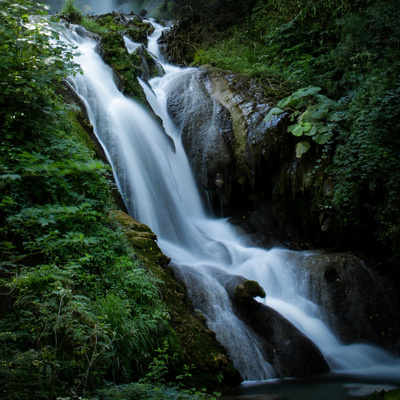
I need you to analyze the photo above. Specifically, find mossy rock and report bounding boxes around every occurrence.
[108,209,170,268]
[234,280,266,303]
[126,26,148,44]
[59,11,82,24]
[83,15,155,104]
[99,32,147,103]
[108,210,242,388]
[89,13,154,42]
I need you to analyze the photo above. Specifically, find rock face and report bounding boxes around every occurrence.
[166,67,237,201]
[299,252,400,352]
[165,65,323,248]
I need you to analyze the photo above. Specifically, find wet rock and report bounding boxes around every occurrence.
[224,275,330,377]
[224,276,266,306]
[165,65,326,248]
[167,68,236,197]
[134,44,165,80]
[208,271,330,377]
[166,66,278,211]
[300,252,400,352]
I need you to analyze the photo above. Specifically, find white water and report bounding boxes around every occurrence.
[59,22,400,383]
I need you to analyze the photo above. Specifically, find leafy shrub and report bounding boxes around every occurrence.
[60,0,82,24]
[264,86,338,157]
[0,2,177,398]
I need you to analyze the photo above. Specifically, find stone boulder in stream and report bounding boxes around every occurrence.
[299,252,400,352]
[223,275,330,377]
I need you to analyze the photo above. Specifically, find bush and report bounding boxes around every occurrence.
[60,0,82,24]
[0,2,175,398]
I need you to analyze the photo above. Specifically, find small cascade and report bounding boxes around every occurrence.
[59,20,400,383]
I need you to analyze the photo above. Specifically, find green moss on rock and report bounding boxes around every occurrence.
[108,210,242,388]
[81,13,156,104]
[234,280,266,304]
[99,31,146,103]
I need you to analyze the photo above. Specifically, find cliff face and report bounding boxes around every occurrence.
[165,65,329,249]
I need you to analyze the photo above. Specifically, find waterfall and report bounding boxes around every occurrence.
[59,21,400,382]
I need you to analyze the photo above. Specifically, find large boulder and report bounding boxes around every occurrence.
[165,65,327,248]
[299,252,400,352]
[222,275,330,377]
[166,67,236,201]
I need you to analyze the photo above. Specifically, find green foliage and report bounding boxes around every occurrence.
[265,86,338,157]
[0,0,79,143]
[326,83,400,260]
[0,2,177,398]
[60,0,82,24]
[362,388,400,399]
[92,343,221,399]
[95,381,220,400]
[187,0,400,266]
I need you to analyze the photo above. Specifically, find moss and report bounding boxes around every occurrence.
[59,10,82,24]
[66,111,98,156]
[84,13,154,41]
[99,31,147,103]
[125,21,155,44]
[108,210,242,388]
[234,280,266,302]
[80,14,157,104]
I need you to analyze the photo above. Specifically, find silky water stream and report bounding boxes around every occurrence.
[59,21,400,399]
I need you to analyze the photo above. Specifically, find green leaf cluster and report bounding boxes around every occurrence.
[59,0,82,24]
[264,86,338,157]
[95,342,221,399]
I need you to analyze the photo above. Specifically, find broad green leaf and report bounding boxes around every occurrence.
[287,123,304,136]
[277,95,295,108]
[295,141,311,158]
[304,125,317,136]
[264,107,284,122]
[316,94,338,107]
[300,109,314,122]
[292,86,321,99]
[312,132,333,144]
[311,108,327,119]
[302,122,313,133]
[327,112,340,122]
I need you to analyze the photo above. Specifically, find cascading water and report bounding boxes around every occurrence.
[59,20,400,387]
